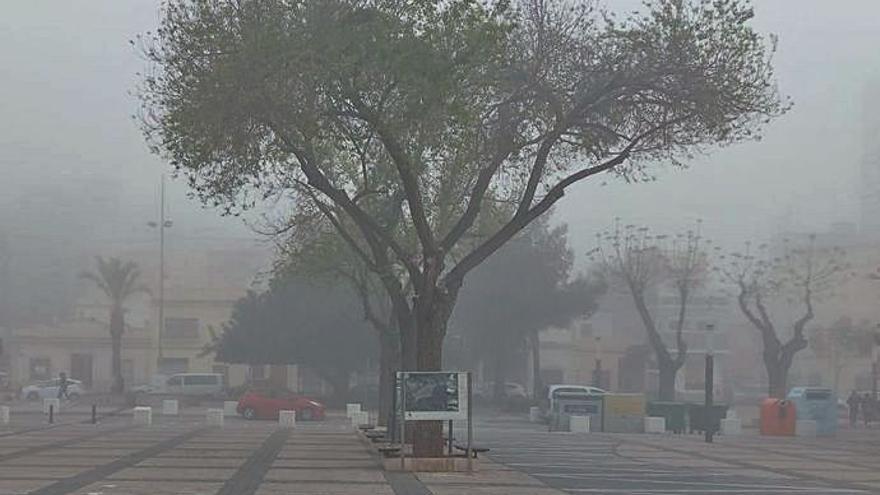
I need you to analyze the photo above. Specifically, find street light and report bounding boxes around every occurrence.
[147,175,172,371]
[704,323,715,443]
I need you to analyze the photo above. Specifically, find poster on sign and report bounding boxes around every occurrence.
[398,371,469,421]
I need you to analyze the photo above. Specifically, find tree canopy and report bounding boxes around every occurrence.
[214,275,377,398]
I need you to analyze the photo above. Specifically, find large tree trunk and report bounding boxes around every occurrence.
[529,331,543,402]
[378,331,400,427]
[657,358,677,402]
[410,282,455,458]
[766,356,788,399]
[109,307,124,394]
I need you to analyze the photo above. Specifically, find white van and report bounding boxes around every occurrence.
[165,373,224,397]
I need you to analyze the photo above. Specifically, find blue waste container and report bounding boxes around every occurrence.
[787,387,837,435]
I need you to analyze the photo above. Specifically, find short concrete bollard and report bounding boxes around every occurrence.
[796,419,818,437]
[43,398,60,415]
[133,406,152,426]
[206,408,224,426]
[569,415,591,433]
[350,410,369,428]
[223,401,238,417]
[162,399,179,416]
[529,406,542,423]
[279,410,296,428]
[346,403,362,418]
[721,417,742,436]
[0,406,9,425]
[644,416,666,434]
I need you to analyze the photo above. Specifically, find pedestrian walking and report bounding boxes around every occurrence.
[847,390,860,428]
[862,394,874,428]
[57,372,70,400]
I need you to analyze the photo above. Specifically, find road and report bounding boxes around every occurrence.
[474,415,872,495]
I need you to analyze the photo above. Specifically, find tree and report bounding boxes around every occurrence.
[79,257,148,394]
[811,317,875,393]
[272,226,400,425]
[138,0,786,455]
[590,222,708,401]
[214,275,377,403]
[453,217,604,402]
[718,237,849,398]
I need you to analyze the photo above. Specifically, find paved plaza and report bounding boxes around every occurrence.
[1,407,880,494]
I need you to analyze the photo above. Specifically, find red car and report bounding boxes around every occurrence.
[236,389,326,421]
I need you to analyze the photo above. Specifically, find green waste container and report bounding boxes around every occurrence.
[687,404,728,434]
[646,402,688,433]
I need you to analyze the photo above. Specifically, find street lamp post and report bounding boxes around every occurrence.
[147,176,172,372]
[704,323,715,443]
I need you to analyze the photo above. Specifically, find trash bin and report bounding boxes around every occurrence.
[646,402,688,434]
[786,387,837,435]
[760,398,796,436]
[687,403,727,434]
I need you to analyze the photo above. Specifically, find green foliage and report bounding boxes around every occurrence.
[214,274,377,385]
[452,216,604,360]
[79,256,148,310]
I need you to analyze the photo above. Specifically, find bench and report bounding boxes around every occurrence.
[454,443,490,458]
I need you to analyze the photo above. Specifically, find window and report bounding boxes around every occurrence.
[163,318,199,338]
[30,358,51,381]
[122,359,134,385]
[184,375,219,386]
[249,365,266,380]
[167,376,183,386]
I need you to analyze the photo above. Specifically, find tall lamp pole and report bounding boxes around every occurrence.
[148,176,173,371]
[704,323,715,443]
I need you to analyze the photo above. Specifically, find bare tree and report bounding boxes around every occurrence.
[718,237,849,398]
[590,222,708,401]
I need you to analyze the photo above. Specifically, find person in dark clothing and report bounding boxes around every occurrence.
[847,391,860,428]
[57,372,70,400]
[862,394,874,428]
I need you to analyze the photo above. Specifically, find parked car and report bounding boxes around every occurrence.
[164,373,225,397]
[21,378,84,400]
[237,388,325,421]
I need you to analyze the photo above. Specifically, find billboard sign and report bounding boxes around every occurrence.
[398,371,469,421]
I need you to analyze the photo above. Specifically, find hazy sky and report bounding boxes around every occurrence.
[1,0,879,263]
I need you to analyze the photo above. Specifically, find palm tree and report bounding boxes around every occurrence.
[80,257,148,394]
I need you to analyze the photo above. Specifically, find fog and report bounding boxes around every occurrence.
[1,1,879,317]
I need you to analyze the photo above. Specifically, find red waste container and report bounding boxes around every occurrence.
[760,398,796,436]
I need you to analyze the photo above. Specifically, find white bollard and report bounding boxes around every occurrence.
[133,406,152,425]
[796,419,818,437]
[43,398,60,414]
[529,406,542,423]
[350,410,369,428]
[346,403,362,418]
[279,410,296,428]
[0,406,9,424]
[162,400,179,416]
[721,417,742,436]
[223,401,238,417]
[569,415,591,433]
[644,416,666,434]
[206,408,224,426]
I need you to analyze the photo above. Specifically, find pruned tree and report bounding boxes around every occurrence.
[718,237,850,398]
[138,0,786,454]
[590,222,709,401]
[79,257,148,394]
